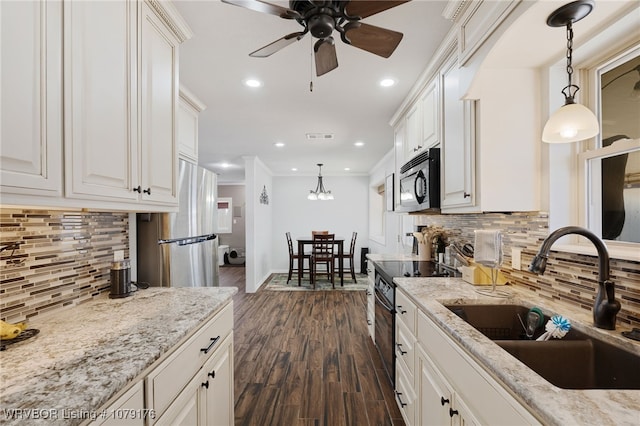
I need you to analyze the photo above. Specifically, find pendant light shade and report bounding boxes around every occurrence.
[308,163,333,200]
[542,102,599,143]
[543,0,599,144]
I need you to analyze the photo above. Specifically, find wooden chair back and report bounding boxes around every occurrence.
[286,232,294,257]
[348,232,357,257]
[312,233,335,261]
[312,230,329,236]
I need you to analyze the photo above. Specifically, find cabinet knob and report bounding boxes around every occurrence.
[367,320,372,325]
[449,408,459,417]
[396,305,407,315]
[133,186,142,193]
[208,370,216,379]
[201,381,209,389]
[440,397,449,406]
[143,187,151,195]
[464,192,471,198]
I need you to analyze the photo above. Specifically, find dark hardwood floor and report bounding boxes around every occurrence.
[219,266,404,426]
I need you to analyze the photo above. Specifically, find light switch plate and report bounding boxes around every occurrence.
[511,248,522,270]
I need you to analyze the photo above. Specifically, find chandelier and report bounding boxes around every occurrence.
[308,163,333,200]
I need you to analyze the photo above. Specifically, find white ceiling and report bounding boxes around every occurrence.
[173,0,453,183]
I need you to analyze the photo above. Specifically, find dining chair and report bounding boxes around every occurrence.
[336,231,357,283]
[310,233,335,288]
[286,232,310,284]
[311,230,329,235]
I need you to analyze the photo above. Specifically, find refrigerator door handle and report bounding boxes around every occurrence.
[158,233,217,246]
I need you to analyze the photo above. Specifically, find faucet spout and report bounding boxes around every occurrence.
[529,226,620,330]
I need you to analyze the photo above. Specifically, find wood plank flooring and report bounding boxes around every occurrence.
[219,266,405,426]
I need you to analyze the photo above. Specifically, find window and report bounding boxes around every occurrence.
[580,46,640,245]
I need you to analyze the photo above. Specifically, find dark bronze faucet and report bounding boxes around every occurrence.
[529,226,621,330]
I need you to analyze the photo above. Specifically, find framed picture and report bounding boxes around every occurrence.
[385,173,394,212]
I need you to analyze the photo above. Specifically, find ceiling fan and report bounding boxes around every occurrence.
[221,0,410,76]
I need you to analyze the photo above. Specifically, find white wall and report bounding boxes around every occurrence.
[244,156,273,292]
[270,174,369,273]
[368,149,406,255]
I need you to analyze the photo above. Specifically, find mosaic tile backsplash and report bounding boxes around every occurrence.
[0,209,128,322]
[414,212,640,329]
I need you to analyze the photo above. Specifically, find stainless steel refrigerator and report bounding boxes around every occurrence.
[137,159,219,287]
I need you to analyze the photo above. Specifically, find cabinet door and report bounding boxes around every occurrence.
[405,103,422,159]
[421,78,439,148]
[202,335,234,425]
[440,55,475,210]
[0,0,62,196]
[96,381,145,426]
[418,348,453,426]
[394,122,405,210]
[154,373,204,426]
[139,2,178,205]
[177,98,199,163]
[64,0,139,201]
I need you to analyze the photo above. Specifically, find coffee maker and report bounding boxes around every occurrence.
[109,259,132,298]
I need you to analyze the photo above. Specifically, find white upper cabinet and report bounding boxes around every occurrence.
[0,1,63,198]
[64,0,139,202]
[1,0,192,211]
[178,85,207,164]
[440,53,476,211]
[420,77,440,149]
[139,1,180,204]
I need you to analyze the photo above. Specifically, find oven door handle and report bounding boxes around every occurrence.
[374,289,394,313]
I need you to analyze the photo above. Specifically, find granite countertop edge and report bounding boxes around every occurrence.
[0,286,237,426]
[392,276,640,426]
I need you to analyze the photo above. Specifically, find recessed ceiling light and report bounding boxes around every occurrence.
[344,167,351,171]
[379,78,396,87]
[274,142,285,148]
[354,141,365,147]
[291,168,298,172]
[244,79,262,88]
[220,162,231,168]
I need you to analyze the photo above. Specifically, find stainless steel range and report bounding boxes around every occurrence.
[373,260,460,386]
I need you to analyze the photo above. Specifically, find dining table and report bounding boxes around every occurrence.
[297,237,344,286]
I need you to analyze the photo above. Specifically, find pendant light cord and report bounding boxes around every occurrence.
[561,21,580,104]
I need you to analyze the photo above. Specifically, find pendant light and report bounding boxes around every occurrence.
[308,163,333,200]
[542,0,599,144]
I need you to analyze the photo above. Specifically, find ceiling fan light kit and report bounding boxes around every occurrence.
[542,0,599,143]
[222,0,410,77]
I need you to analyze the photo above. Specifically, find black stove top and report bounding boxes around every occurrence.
[375,260,460,283]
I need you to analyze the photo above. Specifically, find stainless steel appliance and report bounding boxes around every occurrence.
[137,160,219,287]
[398,148,440,212]
[373,260,460,386]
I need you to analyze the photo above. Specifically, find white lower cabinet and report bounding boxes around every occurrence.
[416,308,540,425]
[91,301,234,426]
[393,288,539,425]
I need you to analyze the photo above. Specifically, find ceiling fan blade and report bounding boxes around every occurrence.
[344,1,411,19]
[250,32,306,57]
[314,38,338,76]
[221,0,301,19]
[344,22,403,58]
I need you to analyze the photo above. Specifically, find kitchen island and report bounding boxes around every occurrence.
[0,287,237,425]
[367,254,639,425]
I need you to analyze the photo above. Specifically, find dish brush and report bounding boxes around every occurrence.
[536,315,571,341]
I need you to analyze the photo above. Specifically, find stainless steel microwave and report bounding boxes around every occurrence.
[398,148,440,212]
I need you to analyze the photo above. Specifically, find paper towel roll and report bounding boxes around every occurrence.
[473,229,503,267]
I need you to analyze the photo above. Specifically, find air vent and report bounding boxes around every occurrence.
[306,133,334,140]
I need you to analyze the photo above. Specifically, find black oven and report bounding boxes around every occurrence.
[374,272,395,386]
[398,148,440,213]
[373,260,461,386]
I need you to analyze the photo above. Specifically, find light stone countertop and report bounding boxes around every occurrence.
[0,287,237,426]
[393,276,640,426]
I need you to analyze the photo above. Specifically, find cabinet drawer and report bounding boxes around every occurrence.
[395,362,416,426]
[395,289,416,334]
[395,317,416,378]
[147,302,233,420]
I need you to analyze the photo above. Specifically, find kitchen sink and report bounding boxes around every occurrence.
[445,304,640,390]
